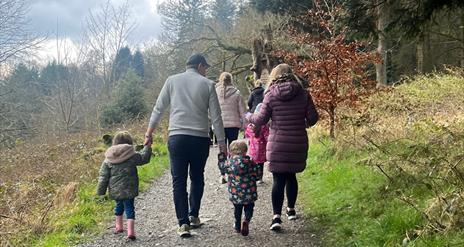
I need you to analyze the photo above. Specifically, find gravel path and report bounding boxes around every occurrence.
[81,146,319,247]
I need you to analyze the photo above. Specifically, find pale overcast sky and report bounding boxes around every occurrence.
[28,0,163,42]
[27,0,164,61]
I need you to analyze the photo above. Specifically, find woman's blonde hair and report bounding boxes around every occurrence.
[268,63,293,87]
[254,79,263,88]
[112,131,133,145]
[229,140,248,156]
[266,63,303,91]
[217,72,233,99]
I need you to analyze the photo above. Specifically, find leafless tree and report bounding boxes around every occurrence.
[41,66,83,133]
[83,0,136,98]
[0,0,45,64]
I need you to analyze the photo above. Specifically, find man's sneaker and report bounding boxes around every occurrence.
[177,224,191,238]
[256,179,263,185]
[270,217,282,231]
[220,175,227,184]
[241,220,249,236]
[189,216,201,228]
[234,221,241,233]
[287,209,297,220]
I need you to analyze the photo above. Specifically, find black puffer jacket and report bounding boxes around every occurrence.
[247,86,264,113]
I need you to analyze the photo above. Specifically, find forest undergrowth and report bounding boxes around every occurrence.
[0,120,169,247]
[300,69,464,246]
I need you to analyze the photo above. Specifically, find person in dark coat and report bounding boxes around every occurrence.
[246,64,318,231]
[97,131,152,240]
[247,79,265,113]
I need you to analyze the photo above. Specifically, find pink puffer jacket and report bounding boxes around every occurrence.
[245,124,269,163]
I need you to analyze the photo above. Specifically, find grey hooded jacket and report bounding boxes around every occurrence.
[97,145,152,200]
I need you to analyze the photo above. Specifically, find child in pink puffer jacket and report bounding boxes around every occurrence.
[245,103,269,183]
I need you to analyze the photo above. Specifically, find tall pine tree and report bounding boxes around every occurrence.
[132,50,145,79]
[157,0,207,72]
[210,0,236,30]
[158,0,206,43]
[249,0,313,14]
[113,46,133,82]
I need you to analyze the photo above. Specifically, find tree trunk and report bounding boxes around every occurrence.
[222,52,226,71]
[329,106,336,139]
[461,11,464,67]
[251,38,263,80]
[417,33,424,74]
[376,0,388,86]
[417,31,431,73]
[251,24,274,82]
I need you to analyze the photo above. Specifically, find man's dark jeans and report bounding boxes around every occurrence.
[168,135,210,226]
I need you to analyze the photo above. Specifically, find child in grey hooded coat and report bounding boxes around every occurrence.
[97,131,152,240]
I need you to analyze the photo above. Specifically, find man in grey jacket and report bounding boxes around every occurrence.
[144,53,227,237]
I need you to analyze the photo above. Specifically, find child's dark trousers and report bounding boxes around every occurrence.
[234,202,254,223]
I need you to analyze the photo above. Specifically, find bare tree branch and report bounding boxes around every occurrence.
[0,0,45,64]
[83,0,135,97]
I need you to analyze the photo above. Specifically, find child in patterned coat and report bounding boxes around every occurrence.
[220,140,258,236]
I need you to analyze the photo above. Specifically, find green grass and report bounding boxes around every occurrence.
[400,73,464,105]
[299,71,464,246]
[32,151,169,247]
[298,140,464,247]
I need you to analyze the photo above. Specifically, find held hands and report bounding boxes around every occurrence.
[244,112,253,121]
[218,143,228,157]
[144,133,153,146]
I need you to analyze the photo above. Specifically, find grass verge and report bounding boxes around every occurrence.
[299,140,464,246]
[32,146,169,247]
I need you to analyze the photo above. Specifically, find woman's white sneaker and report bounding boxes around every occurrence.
[270,217,282,231]
[286,209,297,220]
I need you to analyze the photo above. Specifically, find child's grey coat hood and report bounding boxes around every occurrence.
[104,144,136,164]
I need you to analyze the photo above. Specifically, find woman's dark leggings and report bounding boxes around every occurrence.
[224,127,240,148]
[272,172,298,215]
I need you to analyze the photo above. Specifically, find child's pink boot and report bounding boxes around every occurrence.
[125,219,136,241]
[241,220,249,236]
[114,215,123,234]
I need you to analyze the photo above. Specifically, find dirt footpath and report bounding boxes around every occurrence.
[80,146,319,247]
